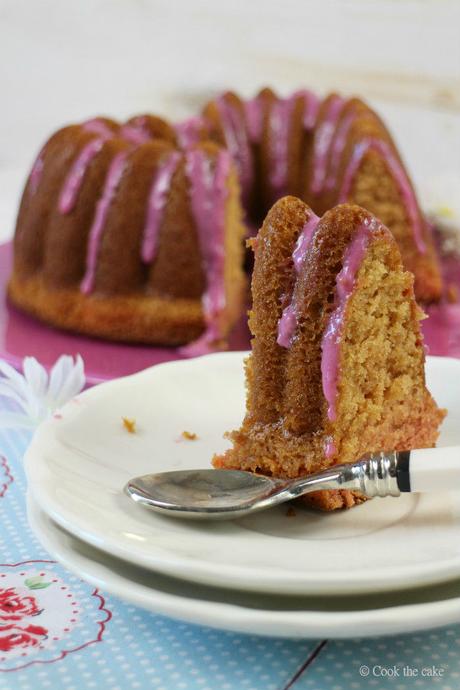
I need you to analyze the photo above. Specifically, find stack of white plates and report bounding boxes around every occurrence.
[25,352,460,639]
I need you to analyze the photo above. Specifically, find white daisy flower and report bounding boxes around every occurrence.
[0,355,85,429]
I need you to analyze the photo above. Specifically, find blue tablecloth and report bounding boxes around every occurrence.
[1,423,459,690]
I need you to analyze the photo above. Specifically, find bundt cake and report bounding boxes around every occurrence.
[213,197,446,511]
[9,88,443,347]
[10,117,246,347]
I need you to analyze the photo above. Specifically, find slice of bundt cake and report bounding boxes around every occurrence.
[9,118,246,347]
[213,197,445,511]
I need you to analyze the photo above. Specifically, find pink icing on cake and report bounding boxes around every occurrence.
[81,151,129,294]
[175,117,206,149]
[268,95,298,199]
[244,95,264,144]
[293,89,320,130]
[292,212,320,274]
[324,438,337,458]
[180,149,231,354]
[216,96,253,204]
[277,213,321,347]
[324,107,357,191]
[276,303,298,349]
[321,217,389,421]
[29,149,45,195]
[310,95,346,195]
[141,152,181,263]
[120,123,151,145]
[59,138,106,214]
[83,119,115,138]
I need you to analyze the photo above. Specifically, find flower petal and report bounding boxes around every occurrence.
[23,357,49,399]
[0,411,36,429]
[18,358,46,421]
[0,360,29,398]
[0,382,30,411]
[51,355,86,407]
[0,355,86,427]
[48,354,75,402]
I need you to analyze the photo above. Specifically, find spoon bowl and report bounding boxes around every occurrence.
[125,469,288,518]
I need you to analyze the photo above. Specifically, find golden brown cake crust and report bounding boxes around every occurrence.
[8,272,205,346]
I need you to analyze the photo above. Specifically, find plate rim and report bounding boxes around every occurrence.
[27,490,460,640]
[25,351,460,596]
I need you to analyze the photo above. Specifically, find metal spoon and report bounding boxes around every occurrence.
[124,447,459,520]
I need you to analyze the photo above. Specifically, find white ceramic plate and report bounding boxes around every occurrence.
[27,491,460,639]
[25,352,460,596]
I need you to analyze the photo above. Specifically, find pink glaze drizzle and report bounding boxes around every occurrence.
[321,217,387,421]
[29,149,45,194]
[268,95,298,199]
[277,213,321,347]
[338,137,427,253]
[141,152,182,263]
[324,107,357,191]
[310,95,346,195]
[216,96,253,203]
[293,89,320,130]
[59,119,118,213]
[59,137,106,214]
[175,117,207,149]
[324,438,337,458]
[120,124,151,145]
[180,149,231,354]
[81,151,128,294]
[83,119,115,138]
[244,96,264,143]
[121,116,153,145]
[292,212,320,274]
[269,90,319,199]
[276,304,298,349]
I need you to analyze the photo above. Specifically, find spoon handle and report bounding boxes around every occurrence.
[291,448,460,499]
[397,446,460,493]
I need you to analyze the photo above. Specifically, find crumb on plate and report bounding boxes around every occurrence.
[286,506,296,517]
[181,430,198,441]
[122,417,136,434]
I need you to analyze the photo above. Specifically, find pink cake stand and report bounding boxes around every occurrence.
[0,242,251,385]
[422,251,460,359]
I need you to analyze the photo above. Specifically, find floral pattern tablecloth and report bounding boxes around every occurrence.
[1,396,460,689]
